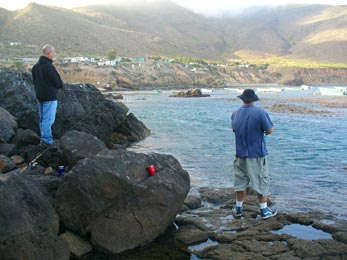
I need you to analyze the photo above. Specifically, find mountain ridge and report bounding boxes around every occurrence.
[0,2,347,64]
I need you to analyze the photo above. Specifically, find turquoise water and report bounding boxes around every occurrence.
[121,89,347,217]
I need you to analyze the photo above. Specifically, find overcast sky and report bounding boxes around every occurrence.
[2,0,347,15]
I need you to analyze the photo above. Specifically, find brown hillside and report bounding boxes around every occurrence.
[0,2,347,63]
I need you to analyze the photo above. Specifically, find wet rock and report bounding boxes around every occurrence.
[184,195,202,209]
[197,243,268,260]
[333,232,347,244]
[270,252,302,260]
[173,226,209,246]
[198,187,234,204]
[0,107,18,143]
[60,231,93,258]
[0,154,16,173]
[175,216,209,232]
[10,128,40,147]
[285,212,315,226]
[171,187,347,260]
[55,149,190,254]
[235,238,289,256]
[287,238,347,258]
[0,173,70,259]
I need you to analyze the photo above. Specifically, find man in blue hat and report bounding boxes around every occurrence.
[231,89,277,219]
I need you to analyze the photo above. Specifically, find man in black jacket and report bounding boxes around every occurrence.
[32,44,63,145]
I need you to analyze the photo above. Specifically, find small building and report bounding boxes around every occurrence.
[10,42,21,46]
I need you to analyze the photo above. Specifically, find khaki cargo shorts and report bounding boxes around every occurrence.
[233,157,270,196]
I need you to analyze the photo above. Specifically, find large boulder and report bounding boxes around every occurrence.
[10,128,40,148]
[21,130,106,174]
[0,72,38,132]
[0,107,17,143]
[0,70,150,145]
[0,154,16,173]
[59,130,107,167]
[0,172,70,259]
[55,148,190,254]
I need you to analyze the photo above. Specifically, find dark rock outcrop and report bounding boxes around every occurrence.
[10,128,40,148]
[112,113,151,144]
[0,107,17,143]
[0,71,191,259]
[0,143,16,157]
[59,130,107,167]
[0,154,16,173]
[0,72,38,132]
[170,88,210,98]
[0,71,150,146]
[59,231,93,258]
[0,129,191,258]
[55,148,190,254]
[0,173,70,259]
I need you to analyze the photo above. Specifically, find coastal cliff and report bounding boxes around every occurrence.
[55,61,347,90]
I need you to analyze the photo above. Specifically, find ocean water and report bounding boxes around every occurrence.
[120,88,347,218]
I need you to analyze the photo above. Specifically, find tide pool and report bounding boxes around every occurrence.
[120,89,347,218]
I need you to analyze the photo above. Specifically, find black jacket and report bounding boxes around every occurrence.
[32,56,63,102]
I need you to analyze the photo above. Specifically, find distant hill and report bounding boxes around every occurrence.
[0,1,347,64]
[223,4,347,63]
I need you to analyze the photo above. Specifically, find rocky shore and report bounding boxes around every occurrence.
[83,187,347,260]
[1,70,347,259]
[0,70,190,259]
[176,187,347,260]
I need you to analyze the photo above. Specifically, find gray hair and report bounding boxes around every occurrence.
[42,44,54,55]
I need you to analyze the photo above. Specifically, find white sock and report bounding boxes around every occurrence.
[259,202,267,209]
[236,200,243,207]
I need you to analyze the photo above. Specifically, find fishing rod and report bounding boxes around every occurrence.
[20,145,51,174]
[20,84,120,174]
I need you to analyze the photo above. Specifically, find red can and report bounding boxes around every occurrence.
[146,165,156,176]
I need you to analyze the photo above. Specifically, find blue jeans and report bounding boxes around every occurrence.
[38,100,57,145]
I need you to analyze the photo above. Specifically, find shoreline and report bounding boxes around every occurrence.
[121,89,347,218]
[84,186,347,260]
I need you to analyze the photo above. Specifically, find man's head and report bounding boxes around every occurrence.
[237,89,259,104]
[42,44,55,60]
